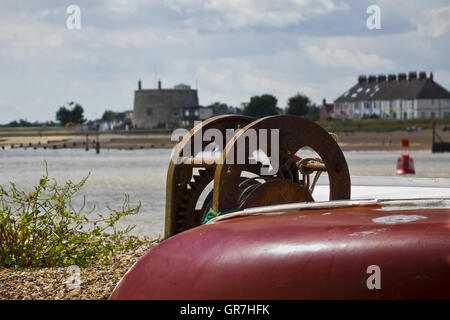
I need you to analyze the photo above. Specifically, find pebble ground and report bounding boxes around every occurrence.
[0,237,159,300]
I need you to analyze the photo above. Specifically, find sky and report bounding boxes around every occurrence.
[0,0,449,123]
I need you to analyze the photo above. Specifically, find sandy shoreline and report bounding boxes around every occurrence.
[1,128,449,151]
[0,132,176,150]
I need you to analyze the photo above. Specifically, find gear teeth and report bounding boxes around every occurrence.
[188,181,198,190]
[176,210,188,217]
[178,202,188,209]
[173,168,216,234]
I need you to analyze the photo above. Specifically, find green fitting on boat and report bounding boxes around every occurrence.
[202,207,241,224]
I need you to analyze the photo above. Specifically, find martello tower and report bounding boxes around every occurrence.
[133,80,198,129]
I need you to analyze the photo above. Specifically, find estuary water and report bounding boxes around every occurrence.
[1,148,449,237]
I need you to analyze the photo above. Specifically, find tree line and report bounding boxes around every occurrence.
[0,119,58,128]
[206,93,321,121]
[2,93,320,127]
[54,93,320,127]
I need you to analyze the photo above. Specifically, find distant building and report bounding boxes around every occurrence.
[88,110,133,131]
[133,80,199,128]
[180,106,199,127]
[320,99,335,120]
[199,106,214,120]
[333,72,450,120]
[180,106,216,126]
[174,83,192,90]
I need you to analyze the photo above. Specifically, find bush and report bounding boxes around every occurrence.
[242,94,279,118]
[0,163,144,268]
[362,114,379,119]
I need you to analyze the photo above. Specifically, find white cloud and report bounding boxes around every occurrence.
[193,56,312,108]
[105,0,142,14]
[305,44,395,71]
[81,25,197,50]
[164,0,349,30]
[417,6,450,38]
[0,20,64,50]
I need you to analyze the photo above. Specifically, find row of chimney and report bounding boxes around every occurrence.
[358,71,433,84]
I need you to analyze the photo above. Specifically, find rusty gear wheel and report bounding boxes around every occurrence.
[212,115,351,213]
[178,168,215,228]
[165,115,255,238]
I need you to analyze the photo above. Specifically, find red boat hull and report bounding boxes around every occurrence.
[110,203,450,299]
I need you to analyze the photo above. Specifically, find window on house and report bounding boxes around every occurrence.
[184,109,190,117]
[146,107,152,115]
[172,108,179,116]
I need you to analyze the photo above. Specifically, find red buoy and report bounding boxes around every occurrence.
[396,139,415,175]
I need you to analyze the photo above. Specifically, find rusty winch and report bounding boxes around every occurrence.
[111,114,449,300]
[165,115,350,238]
